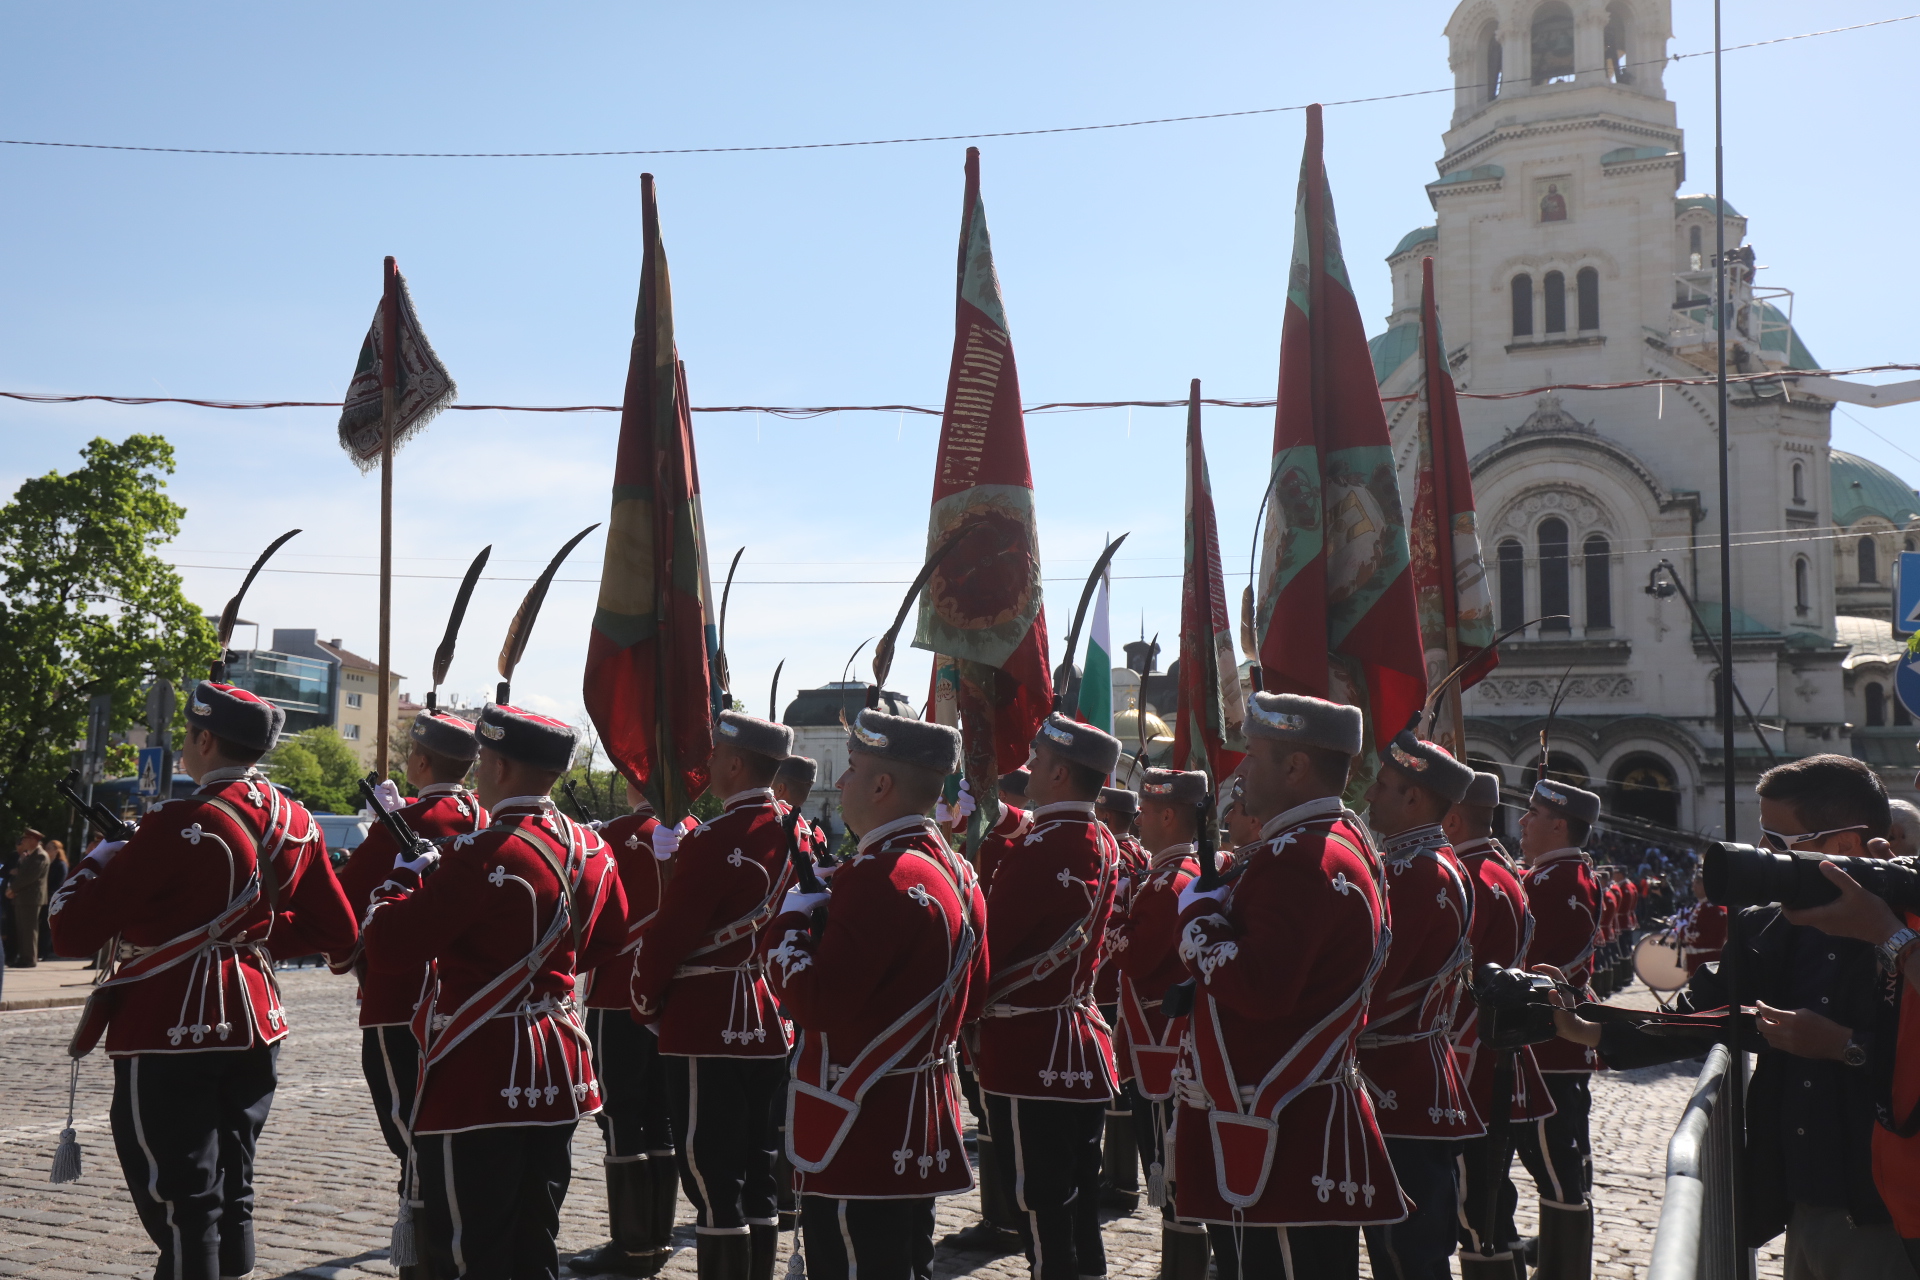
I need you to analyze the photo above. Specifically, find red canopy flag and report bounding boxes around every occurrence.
[1173,380,1247,782]
[1254,104,1427,773]
[1408,256,1496,755]
[584,174,717,821]
[913,148,1052,799]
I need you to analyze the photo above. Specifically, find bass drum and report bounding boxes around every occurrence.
[1634,933,1691,993]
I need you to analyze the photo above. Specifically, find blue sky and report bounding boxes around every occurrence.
[5,1,1916,734]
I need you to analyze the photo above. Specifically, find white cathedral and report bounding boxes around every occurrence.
[1373,0,1920,839]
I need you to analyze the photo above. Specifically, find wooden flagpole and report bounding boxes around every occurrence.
[376,256,398,779]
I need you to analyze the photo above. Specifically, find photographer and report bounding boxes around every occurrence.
[1542,755,1913,1276]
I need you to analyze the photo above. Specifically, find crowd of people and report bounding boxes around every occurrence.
[26,674,1920,1280]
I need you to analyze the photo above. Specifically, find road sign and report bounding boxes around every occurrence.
[1898,552,1920,640]
[136,747,164,796]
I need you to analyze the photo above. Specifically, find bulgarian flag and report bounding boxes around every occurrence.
[914,147,1053,819]
[1173,381,1247,781]
[1254,105,1427,775]
[1409,255,1496,755]
[584,173,717,822]
[1080,553,1114,738]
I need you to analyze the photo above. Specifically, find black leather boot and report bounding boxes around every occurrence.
[1533,1201,1593,1280]
[569,1160,658,1276]
[697,1233,752,1280]
[649,1156,682,1268]
[1158,1226,1210,1280]
[749,1224,780,1280]
[1456,1250,1526,1279]
[1099,1106,1141,1210]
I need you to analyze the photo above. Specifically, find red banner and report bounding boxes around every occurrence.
[1173,381,1246,782]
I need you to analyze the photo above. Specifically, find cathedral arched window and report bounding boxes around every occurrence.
[1531,3,1576,83]
[1900,696,1914,728]
[1576,267,1599,331]
[1484,24,1504,101]
[1867,682,1888,728]
[1543,271,1567,334]
[1794,556,1810,616]
[1791,461,1806,504]
[1584,534,1612,629]
[1859,536,1880,584]
[1511,275,1534,337]
[1498,538,1526,634]
[1604,3,1633,84]
[1539,518,1571,631]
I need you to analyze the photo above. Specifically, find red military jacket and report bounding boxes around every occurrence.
[1600,883,1622,947]
[361,797,626,1133]
[631,788,794,1058]
[1357,824,1482,1141]
[1451,837,1554,1123]
[1172,796,1408,1227]
[1622,878,1641,929]
[1110,841,1201,1097]
[762,814,989,1198]
[1521,847,1601,1072]
[581,804,683,1011]
[974,801,1031,892]
[1677,901,1728,969]
[1094,831,1151,1006]
[335,784,487,1026]
[49,767,356,1056]
[976,799,1119,1101]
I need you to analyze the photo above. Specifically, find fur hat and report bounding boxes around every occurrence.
[1531,778,1602,825]
[714,710,793,761]
[1383,731,1475,803]
[847,707,961,775]
[1097,787,1139,818]
[187,681,284,753]
[775,755,818,793]
[409,709,479,763]
[1140,768,1210,807]
[476,703,577,774]
[1464,771,1503,808]
[1241,691,1363,756]
[1032,713,1122,776]
[998,769,1031,800]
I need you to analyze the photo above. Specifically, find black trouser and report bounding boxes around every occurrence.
[668,1054,784,1233]
[1363,1138,1457,1279]
[109,1044,277,1280]
[1129,1087,1182,1221]
[1456,1131,1522,1260]
[1207,1223,1357,1280]
[983,1092,1105,1280]
[1513,1073,1592,1207]
[417,1123,574,1280]
[360,1025,420,1185]
[587,1008,674,1161]
[799,1195,935,1280]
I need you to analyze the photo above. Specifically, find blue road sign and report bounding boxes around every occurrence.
[1897,649,1920,724]
[136,747,164,796]
[1898,551,1920,640]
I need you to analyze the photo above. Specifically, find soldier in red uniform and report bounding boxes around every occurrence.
[1094,785,1146,1211]
[1357,732,1483,1278]
[1443,772,1555,1279]
[977,712,1122,1280]
[360,701,628,1280]
[1170,692,1408,1280]
[569,777,692,1278]
[1112,767,1210,1279]
[1514,779,1603,1279]
[333,708,488,1271]
[1675,870,1727,972]
[631,711,798,1280]
[49,681,358,1280]
[757,707,987,1280]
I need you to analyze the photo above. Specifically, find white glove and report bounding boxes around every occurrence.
[651,824,682,861]
[781,886,830,916]
[934,800,952,824]
[1177,880,1229,913]
[955,778,977,819]
[87,840,127,867]
[372,778,406,813]
[395,846,440,877]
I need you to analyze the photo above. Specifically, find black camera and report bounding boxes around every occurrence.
[1703,842,1920,911]
[1471,963,1562,1050]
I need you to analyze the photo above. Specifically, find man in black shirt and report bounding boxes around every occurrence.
[1542,756,1915,1277]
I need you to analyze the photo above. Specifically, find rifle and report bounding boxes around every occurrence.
[785,806,823,895]
[1159,791,1224,1020]
[358,773,436,868]
[56,771,134,843]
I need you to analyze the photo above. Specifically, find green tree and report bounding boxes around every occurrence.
[264,727,365,815]
[0,436,218,842]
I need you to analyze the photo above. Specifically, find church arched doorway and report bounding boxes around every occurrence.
[1611,752,1680,829]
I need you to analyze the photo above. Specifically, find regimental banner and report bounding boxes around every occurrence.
[336,265,456,469]
[1254,105,1427,779]
[1175,383,1247,781]
[913,147,1052,776]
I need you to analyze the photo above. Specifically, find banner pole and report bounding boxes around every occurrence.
[376,256,398,780]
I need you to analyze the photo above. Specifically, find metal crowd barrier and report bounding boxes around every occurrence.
[1647,1044,1756,1280]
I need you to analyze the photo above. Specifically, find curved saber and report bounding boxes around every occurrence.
[429,544,492,711]
[1413,614,1567,736]
[496,523,599,701]
[869,519,988,709]
[715,546,745,696]
[212,529,302,678]
[1538,662,1578,785]
[1052,533,1130,713]
[769,659,785,722]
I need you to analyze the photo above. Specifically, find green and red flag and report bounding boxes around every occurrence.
[1409,256,1496,755]
[1174,381,1247,781]
[336,259,456,470]
[914,147,1053,809]
[1254,104,1427,774]
[1080,554,1114,738]
[584,174,719,822]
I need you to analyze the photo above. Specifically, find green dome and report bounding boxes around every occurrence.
[1368,322,1419,385]
[1388,225,1438,260]
[1676,194,1740,217]
[1831,450,1920,527]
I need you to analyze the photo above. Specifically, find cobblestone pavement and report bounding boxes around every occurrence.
[0,969,1783,1279]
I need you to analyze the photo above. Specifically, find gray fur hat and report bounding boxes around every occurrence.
[715,710,793,761]
[847,707,961,775]
[997,768,1030,800]
[1531,777,1602,825]
[1097,787,1139,818]
[409,709,480,763]
[1140,767,1210,807]
[774,755,818,793]
[1242,691,1364,756]
[1464,771,1503,808]
[1032,712,1122,776]
[1383,731,1475,803]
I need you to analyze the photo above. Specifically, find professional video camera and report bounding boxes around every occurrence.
[1471,963,1564,1050]
[1703,842,1920,911]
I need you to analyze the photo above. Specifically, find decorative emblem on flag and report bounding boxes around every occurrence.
[336,267,456,470]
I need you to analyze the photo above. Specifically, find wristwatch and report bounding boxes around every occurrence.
[1879,925,1920,974]
[1842,1037,1868,1068]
